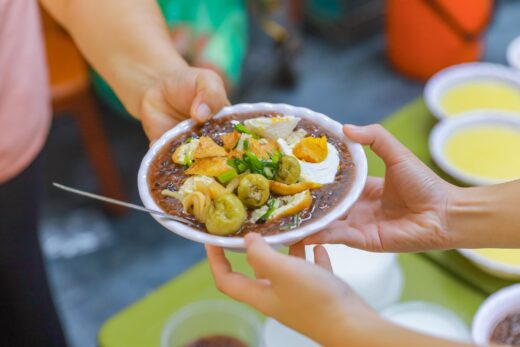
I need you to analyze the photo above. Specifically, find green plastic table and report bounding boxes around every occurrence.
[99,99,498,347]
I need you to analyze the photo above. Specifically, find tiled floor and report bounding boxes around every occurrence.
[41,1,520,346]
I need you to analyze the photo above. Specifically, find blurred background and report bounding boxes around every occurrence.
[40,0,519,346]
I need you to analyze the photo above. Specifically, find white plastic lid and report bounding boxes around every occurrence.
[263,318,320,347]
[381,302,471,343]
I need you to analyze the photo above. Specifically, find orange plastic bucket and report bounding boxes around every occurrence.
[386,0,493,80]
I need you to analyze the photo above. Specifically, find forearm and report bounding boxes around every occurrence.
[333,314,471,347]
[448,179,520,248]
[40,0,186,118]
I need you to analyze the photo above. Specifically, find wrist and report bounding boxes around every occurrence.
[322,303,380,347]
[120,55,188,118]
[446,185,496,249]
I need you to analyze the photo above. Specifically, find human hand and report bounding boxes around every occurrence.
[206,233,375,346]
[139,66,229,142]
[302,124,458,252]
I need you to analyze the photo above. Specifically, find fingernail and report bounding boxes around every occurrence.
[195,103,211,121]
[244,233,257,247]
[344,124,360,131]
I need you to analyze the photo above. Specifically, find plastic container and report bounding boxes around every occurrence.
[424,62,520,120]
[458,249,520,280]
[161,300,263,347]
[306,244,403,311]
[386,0,493,80]
[472,284,520,346]
[429,111,520,186]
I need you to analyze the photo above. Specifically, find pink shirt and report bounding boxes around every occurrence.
[0,0,50,183]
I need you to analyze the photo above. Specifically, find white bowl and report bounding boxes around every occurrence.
[138,103,367,250]
[458,249,520,280]
[305,244,403,311]
[429,111,520,186]
[381,301,470,343]
[472,284,520,346]
[424,62,520,120]
[507,35,520,70]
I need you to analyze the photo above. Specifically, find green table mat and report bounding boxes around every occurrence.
[98,252,485,347]
[367,98,516,294]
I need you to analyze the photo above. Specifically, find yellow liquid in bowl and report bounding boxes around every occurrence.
[441,81,520,117]
[474,249,520,266]
[444,125,520,181]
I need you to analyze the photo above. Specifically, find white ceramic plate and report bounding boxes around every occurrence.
[138,103,367,250]
[429,111,520,186]
[507,35,520,70]
[424,62,520,120]
[472,284,520,346]
[458,249,520,280]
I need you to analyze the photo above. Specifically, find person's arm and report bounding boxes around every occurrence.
[40,0,229,141]
[449,181,520,248]
[206,234,471,347]
[299,124,520,252]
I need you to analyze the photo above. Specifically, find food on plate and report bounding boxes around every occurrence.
[269,181,322,195]
[490,312,520,346]
[274,155,301,185]
[206,194,246,235]
[293,136,328,163]
[237,174,270,207]
[148,112,355,237]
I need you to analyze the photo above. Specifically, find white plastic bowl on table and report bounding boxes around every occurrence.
[507,35,520,71]
[458,249,520,281]
[138,103,367,251]
[472,284,520,346]
[424,62,520,120]
[428,111,520,186]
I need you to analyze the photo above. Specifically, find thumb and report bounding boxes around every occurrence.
[190,69,230,123]
[344,124,414,167]
[244,233,284,280]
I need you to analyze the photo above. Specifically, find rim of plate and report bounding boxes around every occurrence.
[137,103,367,249]
[458,249,520,279]
[424,62,520,120]
[429,111,520,186]
[472,284,520,346]
[507,35,520,70]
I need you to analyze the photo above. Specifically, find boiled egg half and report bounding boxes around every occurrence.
[277,137,340,184]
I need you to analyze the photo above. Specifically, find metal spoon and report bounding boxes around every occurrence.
[53,182,197,227]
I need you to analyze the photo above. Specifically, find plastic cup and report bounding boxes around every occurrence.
[161,300,263,347]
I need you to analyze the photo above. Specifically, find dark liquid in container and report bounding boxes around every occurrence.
[183,335,249,347]
[490,313,520,345]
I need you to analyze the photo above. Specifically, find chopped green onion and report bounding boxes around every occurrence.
[258,199,276,223]
[270,151,281,165]
[263,167,273,179]
[234,123,259,139]
[217,170,238,184]
[281,213,301,230]
[243,139,250,151]
[183,152,193,167]
[185,136,194,143]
